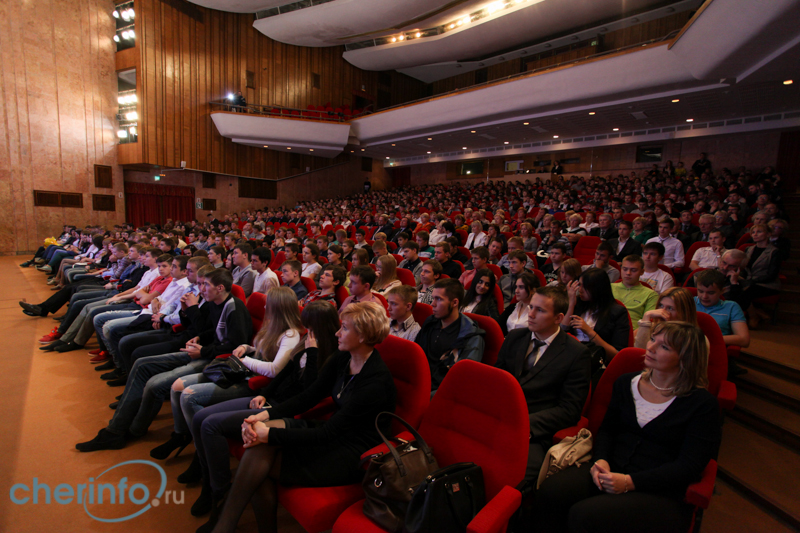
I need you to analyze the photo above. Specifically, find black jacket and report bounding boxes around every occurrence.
[563,302,631,362]
[590,227,619,240]
[182,294,252,359]
[607,238,642,262]
[594,373,720,501]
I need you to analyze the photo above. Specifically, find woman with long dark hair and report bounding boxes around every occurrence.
[459,268,500,320]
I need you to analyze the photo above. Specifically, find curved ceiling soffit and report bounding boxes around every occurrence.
[186,0,286,14]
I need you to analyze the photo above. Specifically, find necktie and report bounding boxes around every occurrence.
[525,338,548,371]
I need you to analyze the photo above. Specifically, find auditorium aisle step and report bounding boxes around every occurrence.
[703,478,796,533]
[717,420,800,530]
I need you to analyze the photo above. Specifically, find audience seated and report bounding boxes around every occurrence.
[611,255,658,327]
[386,285,421,341]
[460,268,501,321]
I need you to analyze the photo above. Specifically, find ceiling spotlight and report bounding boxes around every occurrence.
[449,24,455,29]
[125,111,138,120]
[504,141,509,144]
[686,118,694,122]
[127,30,135,39]
[553,135,559,138]
[588,112,595,115]
[457,19,463,26]
[462,16,470,24]
[121,9,130,20]
[470,130,476,133]
[612,128,619,131]
[523,122,529,125]
[415,32,421,38]
[350,150,354,153]
[427,151,431,154]
[391,144,396,146]
[398,35,405,41]
[462,147,467,150]
[117,129,128,138]
[427,137,432,140]
[264,145,269,148]
[127,9,135,18]
[130,94,137,103]
[672,99,680,103]
[391,37,396,42]
[112,10,119,18]
[310,149,314,152]
[385,156,390,159]
[784,80,793,85]
[287,147,291,150]
[113,35,120,42]
[129,126,136,135]
[361,148,365,151]
[121,31,128,39]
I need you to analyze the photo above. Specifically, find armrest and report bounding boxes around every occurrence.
[359,431,415,461]
[717,381,737,412]
[467,486,522,533]
[297,397,337,421]
[685,460,717,509]
[552,417,588,445]
[215,353,232,359]
[726,345,741,359]
[172,324,185,333]
[248,376,273,391]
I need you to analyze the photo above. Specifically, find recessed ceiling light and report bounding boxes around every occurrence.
[391,143,396,146]
[672,99,680,103]
[470,130,476,133]
[523,122,529,125]
[553,135,559,138]
[427,137,432,140]
[588,112,595,115]
[309,149,314,151]
[612,128,619,131]
[385,156,390,159]
[391,37,396,42]
[504,141,509,144]
[287,147,291,150]
[783,80,793,85]
[361,148,365,151]
[398,35,404,41]
[263,145,268,148]
[415,32,421,38]
[350,150,354,153]
[427,151,431,154]
[462,147,467,150]
[686,118,694,122]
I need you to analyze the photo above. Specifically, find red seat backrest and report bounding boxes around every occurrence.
[419,361,529,499]
[375,335,431,432]
[412,302,433,325]
[574,236,601,264]
[586,348,647,435]
[299,276,317,295]
[695,312,727,397]
[486,264,503,280]
[464,312,504,366]
[334,285,349,308]
[396,268,416,287]
[531,269,546,287]
[231,284,246,303]
[246,292,267,334]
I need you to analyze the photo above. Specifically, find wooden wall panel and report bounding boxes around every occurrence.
[134,0,398,180]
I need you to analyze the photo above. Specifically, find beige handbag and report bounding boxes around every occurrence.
[536,428,593,489]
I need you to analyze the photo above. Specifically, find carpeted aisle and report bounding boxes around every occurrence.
[0,256,302,533]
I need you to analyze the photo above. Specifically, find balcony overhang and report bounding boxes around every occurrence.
[210,112,352,158]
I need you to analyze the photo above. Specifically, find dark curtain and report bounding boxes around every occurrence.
[124,182,195,227]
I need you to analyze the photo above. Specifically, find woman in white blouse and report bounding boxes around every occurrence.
[150,287,304,459]
[373,254,402,294]
[464,220,488,250]
[301,243,323,282]
[498,272,540,335]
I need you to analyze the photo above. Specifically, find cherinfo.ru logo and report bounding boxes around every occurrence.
[9,460,184,523]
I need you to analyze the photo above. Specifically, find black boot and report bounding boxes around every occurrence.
[40,340,66,352]
[191,481,213,517]
[150,432,193,460]
[75,429,126,452]
[177,453,203,484]
[107,374,129,387]
[95,360,116,372]
[196,487,229,533]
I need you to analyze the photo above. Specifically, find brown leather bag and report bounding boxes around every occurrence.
[362,412,439,533]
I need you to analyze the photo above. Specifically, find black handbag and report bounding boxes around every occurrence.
[202,356,250,389]
[404,462,485,533]
[362,412,439,533]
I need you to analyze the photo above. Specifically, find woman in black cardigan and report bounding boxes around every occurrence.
[201,301,396,533]
[561,267,630,365]
[533,321,720,533]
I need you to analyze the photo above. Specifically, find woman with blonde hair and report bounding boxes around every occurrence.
[535,321,719,533]
[202,301,396,533]
[151,287,304,461]
[373,254,402,293]
[549,258,582,287]
[634,287,698,349]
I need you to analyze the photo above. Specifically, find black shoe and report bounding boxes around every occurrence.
[101,369,123,380]
[55,342,83,353]
[20,261,32,267]
[95,361,116,372]
[19,302,46,317]
[191,482,213,517]
[177,453,203,484]
[75,429,127,452]
[107,375,129,387]
[115,394,122,400]
[109,401,119,410]
[196,488,229,533]
[150,432,193,460]
[40,340,66,352]
[53,315,65,322]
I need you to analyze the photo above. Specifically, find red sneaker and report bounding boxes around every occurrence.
[88,348,103,355]
[89,351,110,363]
[39,327,62,344]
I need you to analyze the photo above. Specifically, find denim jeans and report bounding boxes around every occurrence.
[107,352,209,437]
[56,291,110,334]
[192,397,260,492]
[170,373,253,434]
[98,314,140,360]
[71,302,139,346]
[117,329,183,372]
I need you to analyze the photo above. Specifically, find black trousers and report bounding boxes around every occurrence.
[737,284,780,311]
[530,463,693,533]
[40,278,106,313]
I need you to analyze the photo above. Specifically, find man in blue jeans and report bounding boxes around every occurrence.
[76,267,252,452]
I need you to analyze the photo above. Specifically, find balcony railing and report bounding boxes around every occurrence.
[209,102,371,122]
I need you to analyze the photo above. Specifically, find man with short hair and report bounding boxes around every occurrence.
[695,269,749,347]
[689,229,727,270]
[416,231,435,260]
[498,237,536,272]
[339,265,381,311]
[589,214,619,241]
[251,247,279,294]
[434,242,463,279]
[371,240,389,265]
[300,264,345,307]
[646,220,685,269]
[230,244,257,297]
[581,242,620,282]
[639,242,674,294]
[386,285,421,342]
[398,241,424,284]
[608,220,642,262]
[691,214,716,244]
[611,255,658,327]
[208,246,225,269]
[494,285,591,482]
[415,279,485,393]
[540,242,567,284]
[459,246,490,287]
[498,250,528,306]
[280,260,308,300]
[417,260,441,305]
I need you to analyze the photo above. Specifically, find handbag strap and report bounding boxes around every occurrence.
[374,411,436,476]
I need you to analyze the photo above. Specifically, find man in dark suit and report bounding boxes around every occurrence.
[375,214,396,241]
[588,214,618,241]
[495,285,591,483]
[607,220,642,262]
